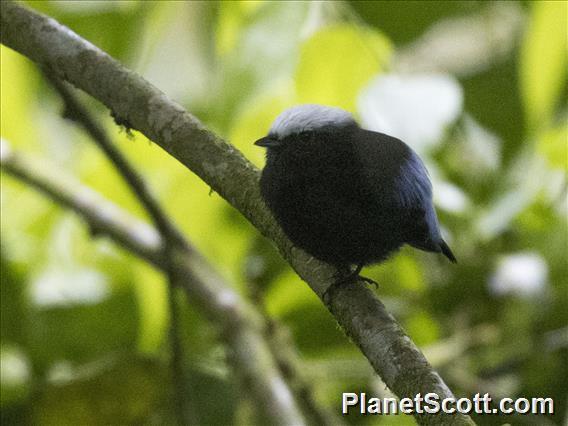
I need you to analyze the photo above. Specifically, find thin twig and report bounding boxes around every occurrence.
[42,71,187,249]
[167,285,194,425]
[43,72,192,426]
[246,276,344,426]
[0,141,165,267]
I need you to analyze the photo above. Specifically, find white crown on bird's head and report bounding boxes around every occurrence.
[269,104,357,139]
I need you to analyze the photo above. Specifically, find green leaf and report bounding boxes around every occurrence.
[405,311,440,346]
[25,1,152,61]
[265,269,320,317]
[229,81,296,168]
[0,47,40,151]
[32,356,166,425]
[132,263,168,354]
[0,345,31,407]
[520,1,567,131]
[295,24,392,111]
[216,1,264,56]
[537,122,568,171]
[0,246,29,345]
[394,254,425,292]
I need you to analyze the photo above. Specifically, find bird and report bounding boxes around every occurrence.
[254,104,456,289]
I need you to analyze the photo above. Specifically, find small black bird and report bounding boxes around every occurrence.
[255,104,456,286]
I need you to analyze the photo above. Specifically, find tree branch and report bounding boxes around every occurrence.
[0,140,306,426]
[1,2,474,424]
[42,71,188,249]
[0,141,164,267]
[41,72,195,425]
[246,276,345,426]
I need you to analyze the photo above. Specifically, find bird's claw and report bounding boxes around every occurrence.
[359,275,379,289]
[323,270,379,303]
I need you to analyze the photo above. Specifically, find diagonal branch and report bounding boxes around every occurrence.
[42,71,188,249]
[0,141,165,267]
[0,140,306,426]
[0,2,474,424]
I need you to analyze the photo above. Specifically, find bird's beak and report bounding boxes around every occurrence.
[254,136,281,148]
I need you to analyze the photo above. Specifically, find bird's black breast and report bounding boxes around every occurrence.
[259,127,416,267]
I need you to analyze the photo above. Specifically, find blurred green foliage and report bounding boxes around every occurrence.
[1,1,566,425]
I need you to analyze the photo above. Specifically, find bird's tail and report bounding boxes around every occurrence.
[439,239,457,263]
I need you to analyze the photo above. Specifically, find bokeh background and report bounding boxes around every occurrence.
[1,1,566,425]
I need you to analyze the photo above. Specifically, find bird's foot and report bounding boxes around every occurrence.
[337,264,379,289]
[323,266,379,303]
[358,275,379,289]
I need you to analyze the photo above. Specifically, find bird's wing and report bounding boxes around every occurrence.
[354,129,432,207]
[393,148,433,209]
[354,130,442,244]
